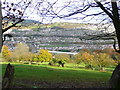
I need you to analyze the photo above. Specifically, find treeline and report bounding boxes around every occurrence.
[2,43,120,71]
[2,43,52,64]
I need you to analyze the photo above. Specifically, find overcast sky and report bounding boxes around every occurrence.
[1,0,111,24]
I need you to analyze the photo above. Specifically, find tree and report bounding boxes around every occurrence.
[74,51,95,69]
[35,0,120,88]
[35,0,120,52]
[81,52,95,69]
[111,51,120,64]
[94,53,115,71]
[37,49,52,62]
[0,0,51,88]
[23,52,34,64]
[2,0,32,32]
[74,52,84,64]
[0,1,2,53]
[0,0,32,52]
[54,53,70,62]
[11,43,30,62]
[1,0,120,88]
[51,53,70,67]
[32,54,39,62]
[2,45,12,61]
[49,58,66,67]
[101,47,114,55]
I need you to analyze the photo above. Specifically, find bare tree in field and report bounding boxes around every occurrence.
[35,0,120,88]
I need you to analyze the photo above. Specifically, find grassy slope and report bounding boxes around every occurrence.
[13,22,89,30]
[47,22,86,29]
[1,62,112,88]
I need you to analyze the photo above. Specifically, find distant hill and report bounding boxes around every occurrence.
[42,22,86,29]
[3,18,42,29]
[49,22,86,29]
[3,18,42,24]
[3,18,98,30]
[37,22,98,31]
[20,19,42,25]
[12,19,43,29]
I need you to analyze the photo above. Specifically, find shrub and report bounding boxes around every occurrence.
[49,58,57,66]
[49,58,66,67]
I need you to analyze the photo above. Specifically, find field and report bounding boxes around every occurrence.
[1,62,113,88]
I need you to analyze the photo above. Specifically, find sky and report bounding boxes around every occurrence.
[1,0,112,24]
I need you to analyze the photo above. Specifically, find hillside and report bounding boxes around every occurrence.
[8,19,97,30]
[3,17,99,30]
[4,25,113,52]
[20,19,42,25]
[36,22,97,30]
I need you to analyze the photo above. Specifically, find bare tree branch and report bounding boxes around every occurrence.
[94,0,114,20]
[2,19,24,33]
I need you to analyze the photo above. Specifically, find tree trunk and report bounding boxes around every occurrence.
[109,64,120,89]
[61,63,64,67]
[0,2,2,89]
[101,67,105,71]
[113,20,120,52]
[112,2,120,52]
[2,63,15,88]
[29,62,31,65]
[109,24,120,89]
[0,1,2,52]
[109,3,120,89]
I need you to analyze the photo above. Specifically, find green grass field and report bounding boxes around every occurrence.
[1,62,113,88]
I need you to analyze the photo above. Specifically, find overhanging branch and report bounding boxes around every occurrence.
[94,0,114,20]
[2,19,24,34]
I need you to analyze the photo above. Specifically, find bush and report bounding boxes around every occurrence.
[49,58,56,66]
[49,58,66,67]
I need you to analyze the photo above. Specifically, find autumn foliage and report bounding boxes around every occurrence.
[35,49,52,62]
[2,43,52,64]
[74,49,116,70]
[1,44,118,71]
[2,45,12,61]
